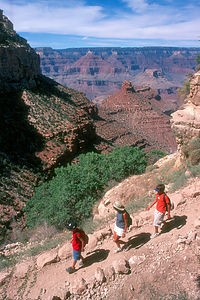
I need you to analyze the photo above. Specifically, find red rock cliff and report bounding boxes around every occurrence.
[95,81,177,153]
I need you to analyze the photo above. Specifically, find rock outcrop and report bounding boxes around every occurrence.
[36,46,199,104]
[0,10,40,91]
[95,81,177,153]
[171,71,200,161]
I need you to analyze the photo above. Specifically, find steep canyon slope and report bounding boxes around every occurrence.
[0,11,97,239]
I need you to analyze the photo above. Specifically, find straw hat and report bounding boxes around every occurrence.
[113,201,125,211]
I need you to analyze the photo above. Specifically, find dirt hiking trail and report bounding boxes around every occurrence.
[0,178,200,300]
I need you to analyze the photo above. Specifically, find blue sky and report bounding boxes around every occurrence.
[0,0,200,49]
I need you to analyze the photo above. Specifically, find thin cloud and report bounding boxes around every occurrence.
[0,0,199,42]
[122,0,149,12]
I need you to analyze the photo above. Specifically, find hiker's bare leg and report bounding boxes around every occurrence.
[154,226,159,234]
[72,260,77,269]
[113,232,121,248]
[118,239,126,245]
[113,232,126,248]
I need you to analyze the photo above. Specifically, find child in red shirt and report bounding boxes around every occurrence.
[147,184,171,239]
[66,221,85,274]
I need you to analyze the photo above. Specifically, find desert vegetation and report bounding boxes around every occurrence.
[25,146,149,229]
[178,53,200,96]
[178,73,193,96]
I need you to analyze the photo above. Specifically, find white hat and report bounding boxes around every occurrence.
[113,201,125,211]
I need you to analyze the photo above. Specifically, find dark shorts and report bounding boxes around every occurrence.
[73,249,81,261]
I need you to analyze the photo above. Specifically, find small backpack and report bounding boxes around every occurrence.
[163,194,174,211]
[124,210,132,227]
[77,230,89,246]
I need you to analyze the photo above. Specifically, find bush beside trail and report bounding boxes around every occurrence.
[25,146,147,229]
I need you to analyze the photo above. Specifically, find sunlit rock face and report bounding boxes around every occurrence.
[171,71,200,163]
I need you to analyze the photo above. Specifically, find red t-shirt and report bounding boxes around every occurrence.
[72,231,82,251]
[156,192,170,213]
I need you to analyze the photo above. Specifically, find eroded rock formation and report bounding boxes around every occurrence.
[171,71,200,156]
[95,81,177,153]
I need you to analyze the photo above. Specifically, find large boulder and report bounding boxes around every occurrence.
[95,267,105,284]
[57,243,72,260]
[37,249,59,268]
[104,266,115,282]
[70,278,87,295]
[14,260,33,279]
[112,258,130,274]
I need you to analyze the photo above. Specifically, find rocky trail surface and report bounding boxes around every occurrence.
[0,175,200,300]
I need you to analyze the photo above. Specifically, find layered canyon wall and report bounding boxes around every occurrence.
[36,46,199,110]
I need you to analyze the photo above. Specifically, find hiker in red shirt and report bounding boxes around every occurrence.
[66,221,85,274]
[147,184,171,239]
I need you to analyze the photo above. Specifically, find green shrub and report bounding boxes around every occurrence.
[189,149,200,165]
[25,146,147,229]
[178,73,193,96]
[179,81,190,95]
[171,171,187,191]
[182,138,200,165]
[147,149,167,165]
[145,165,158,173]
[188,165,200,177]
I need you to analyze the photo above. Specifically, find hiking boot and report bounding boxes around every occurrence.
[66,267,75,274]
[114,248,122,253]
[79,260,84,266]
[150,233,160,239]
[123,245,130,252]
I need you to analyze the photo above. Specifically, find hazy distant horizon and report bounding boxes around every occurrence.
[34,45,200,51]
[1,0,200,49]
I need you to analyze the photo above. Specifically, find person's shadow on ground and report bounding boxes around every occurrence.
[161,215,187,234]
[81,249,110,268]
[196,275,200,290]
[124,232,151,251]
